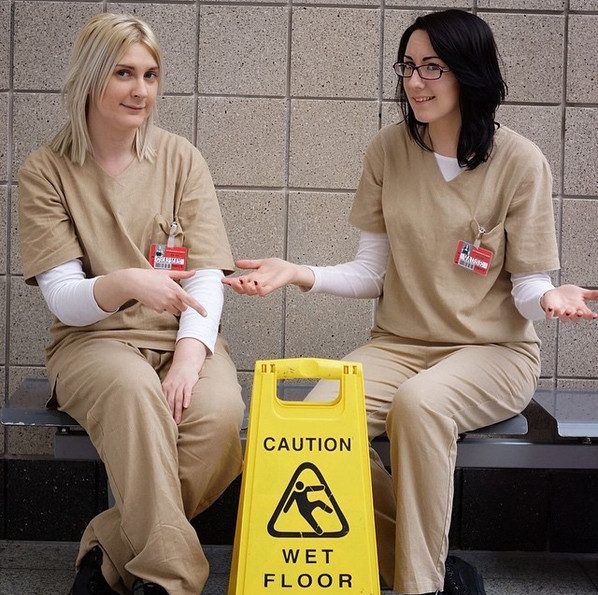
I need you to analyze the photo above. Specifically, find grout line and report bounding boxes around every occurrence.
[3,0,16,457]
[193,0,201,145]
[10,89,598,107]
[281,0,292,359]
[216,185,358,192]
[555,0,570,379]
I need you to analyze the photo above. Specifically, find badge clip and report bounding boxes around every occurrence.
[149,220,188,271]
[473,225,486,248]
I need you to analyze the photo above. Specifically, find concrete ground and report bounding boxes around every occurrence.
[0,541,596,594]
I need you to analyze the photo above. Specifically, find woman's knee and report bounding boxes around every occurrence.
[387,379,437,431]
[188,377,245,432]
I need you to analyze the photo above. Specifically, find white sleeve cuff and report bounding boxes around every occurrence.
[306,231,389,299]
[36,260,115,327]
[177,269,224,354]
[511,272,555,321]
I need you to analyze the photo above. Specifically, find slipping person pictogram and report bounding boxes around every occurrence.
[267,462,349,538]
[283,481,334,535]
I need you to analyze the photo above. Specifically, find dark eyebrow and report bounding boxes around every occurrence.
[403,55,441,62]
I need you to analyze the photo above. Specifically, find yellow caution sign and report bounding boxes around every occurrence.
[229,358,379,594]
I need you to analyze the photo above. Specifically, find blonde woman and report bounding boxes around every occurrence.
[18,13,244,594]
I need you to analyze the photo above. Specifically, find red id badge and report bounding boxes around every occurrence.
[149,244,188,271]
[454,240,493,276]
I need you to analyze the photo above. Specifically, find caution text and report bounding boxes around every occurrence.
[263,436,352,452]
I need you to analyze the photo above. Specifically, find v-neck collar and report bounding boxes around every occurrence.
[88,153,141,181]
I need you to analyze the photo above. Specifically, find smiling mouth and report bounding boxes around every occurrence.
[412,96,435,103]
[122,104,145,110]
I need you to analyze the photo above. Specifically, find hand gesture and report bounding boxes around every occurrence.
[541,285,598,321]
[221,258,315,297]
[161,338,206,424]
[130,269,207,316]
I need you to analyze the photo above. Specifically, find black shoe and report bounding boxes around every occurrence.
[132,579,169,594]
[69,545,117,594]
[443,555,486,594]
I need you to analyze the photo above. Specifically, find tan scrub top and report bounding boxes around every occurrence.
[18,126,235,361]
[349,123,560,345]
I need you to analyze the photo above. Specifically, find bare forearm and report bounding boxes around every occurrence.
[172,337,208,372]
[293,264,316,290]
[93,268,137,312]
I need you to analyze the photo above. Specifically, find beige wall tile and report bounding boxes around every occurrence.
[237,371,252,414]
[9,276,53,366]
[219,190,285,371]
[560,199,598,286]
[216,0,285,4]
[6,425,54,455]
[386,0,470,6]
[0,2,8,91]
[197,97,286,187]
[0,276,5,364]
[7,365,48,405]
[478,0,564,8]
[497,105,562,194]
[0,92,7,181]
[0,185,5,274]
[287,191,357,263]
[536,320,557,378]
[13,1,101,91]
[12,93,65,173]
[300,0,379,6]
[480,13,564,103]
[222,290,284,372]
[558,322,598,378]
[198,5,288,96]
[285,190,371,361]
[155,95,194,142]
[570,0,598,10]
[564,108,598,196]
[381,100,401,126]
[109,3,196,94]
[284,290,373,361]
[10,184,19,275]
[537,378,555,390]
[383,9,428,100]
[289,99,379,189]
[567,16,598,104]
[291,7,379,99]
[5,367,53,456]
[556,378,598,390]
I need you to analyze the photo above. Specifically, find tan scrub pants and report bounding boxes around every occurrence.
[51,335,245,595]
[306,332,540,595]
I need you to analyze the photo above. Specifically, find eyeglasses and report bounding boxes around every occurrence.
[393,62,450,80]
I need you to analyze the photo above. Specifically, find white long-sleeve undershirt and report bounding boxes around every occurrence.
[306,232,554,321]
[36,262,224,353]
[306,152,555,321]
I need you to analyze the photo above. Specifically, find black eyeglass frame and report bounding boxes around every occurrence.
[393,61,451,80]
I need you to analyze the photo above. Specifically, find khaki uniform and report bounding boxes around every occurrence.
[19,127,244,594]
[307,123,560,593]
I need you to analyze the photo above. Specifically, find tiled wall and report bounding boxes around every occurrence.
[0,0,596,455]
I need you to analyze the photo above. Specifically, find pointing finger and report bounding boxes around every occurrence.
[166,270,195,280]
[182,293,207,317]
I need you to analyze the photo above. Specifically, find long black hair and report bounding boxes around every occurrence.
[395,10,508,170]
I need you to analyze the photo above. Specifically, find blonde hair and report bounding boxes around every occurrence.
[50,13,163,165]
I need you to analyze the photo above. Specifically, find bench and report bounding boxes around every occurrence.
[4,379,597,469]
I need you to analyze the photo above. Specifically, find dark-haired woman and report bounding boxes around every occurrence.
[223,9,597,595]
